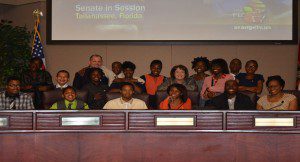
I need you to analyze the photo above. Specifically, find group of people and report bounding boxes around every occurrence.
[0,54,298,111]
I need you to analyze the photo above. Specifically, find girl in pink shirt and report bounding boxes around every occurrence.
[201,59,234,100]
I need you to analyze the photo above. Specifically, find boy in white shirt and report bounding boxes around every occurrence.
[55,70,69,89]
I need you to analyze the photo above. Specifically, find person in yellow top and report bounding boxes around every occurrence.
[50,86,89,110]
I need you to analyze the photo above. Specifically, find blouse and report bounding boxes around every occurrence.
[257,93,297,110]
[159,97,192,110]
[201,74,234,99]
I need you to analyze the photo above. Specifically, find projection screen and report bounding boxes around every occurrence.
[48,0,297,43]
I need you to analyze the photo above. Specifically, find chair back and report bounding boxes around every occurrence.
[239,91,257,104]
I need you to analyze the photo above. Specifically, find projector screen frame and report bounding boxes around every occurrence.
[46,0,298,45]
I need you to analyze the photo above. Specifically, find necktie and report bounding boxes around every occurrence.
[9,99,15,109]
[67,102,73,109]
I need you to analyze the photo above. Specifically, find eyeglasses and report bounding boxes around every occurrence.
[246,65,256,68]
[8,84,20,88]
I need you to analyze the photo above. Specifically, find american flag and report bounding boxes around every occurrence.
[32,17,46,69]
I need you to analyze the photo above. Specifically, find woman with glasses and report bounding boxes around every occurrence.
[257,75,297,110]
[236,60,264,95]
[158,65,196,91]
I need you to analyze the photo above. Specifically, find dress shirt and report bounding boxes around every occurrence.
[103,97,148,110]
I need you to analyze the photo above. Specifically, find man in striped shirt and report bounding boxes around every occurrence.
[0,76,34,110]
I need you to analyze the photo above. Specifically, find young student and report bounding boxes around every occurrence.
[229,58,242,77]
[190,57,210,107]
[21,57,53,91]
[103,82,148,110]
[140,60,166,108]
[109,61,145,94]
[82,68,109,109]
[111,61,124,82]
[0,76,34,110]
[50,86,89,110]
[236,60,264,94]
[21,57,53,108]
[159,83,192,110]
[201,58,234,100]
[55,70,69,89]
[107,61,124,86]
[107,61,146,86]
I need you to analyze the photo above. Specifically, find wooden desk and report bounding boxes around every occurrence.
[0,110,300,162]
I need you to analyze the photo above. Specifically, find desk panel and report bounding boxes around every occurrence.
[0,112,33,130]
[128,112,223,131]
[36,111,126,130]
[226,112,300,131]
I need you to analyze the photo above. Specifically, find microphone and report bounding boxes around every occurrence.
[168,96,174,104]
[268,101,284,110]
[211,78,215,86]
[168,96,174,110]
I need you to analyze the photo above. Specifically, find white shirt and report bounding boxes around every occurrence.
[229,73,237,80]
[227,96,236,110]
[107,71,125,86]
[55,84,69,89]
[100,66,114,85]
[103,97,148,110]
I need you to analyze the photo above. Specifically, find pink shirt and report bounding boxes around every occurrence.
[201,74,234,99]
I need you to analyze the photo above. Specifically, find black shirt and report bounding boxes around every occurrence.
[82,82,109,109]
[73,67,108,90]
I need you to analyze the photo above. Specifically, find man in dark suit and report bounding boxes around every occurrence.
[73,54,109,89]
[205,80,256,110]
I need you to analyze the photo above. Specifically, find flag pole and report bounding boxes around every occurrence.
[33,9,43,19]
[32,9,46,70]
[32,9,43,52]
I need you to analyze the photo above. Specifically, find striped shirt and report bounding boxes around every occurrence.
[0,91,34,110]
